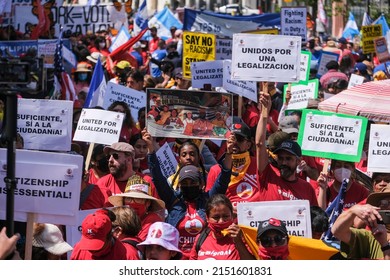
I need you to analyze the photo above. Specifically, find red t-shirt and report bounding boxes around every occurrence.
[148,37,160,53]
[71,239,127,260]
[176,201,206,260]
[120,237,142,260]
[326,181,369,210]
[138,212,164,241]
[242,104,259,129]
[257,164,319,206]
[189,232,241,260]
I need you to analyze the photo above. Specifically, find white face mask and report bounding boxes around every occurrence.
[334,168,352,182]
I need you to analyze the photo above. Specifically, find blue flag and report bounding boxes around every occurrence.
[342,12,360,40]
[135,0,149,30]
[84,57,106,108]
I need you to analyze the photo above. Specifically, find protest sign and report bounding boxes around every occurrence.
[362,24,382,54]
[237,200,312,238]
[182,31,216,79]
[281,7,307,43]
[231,33,301,82]
[216,37,232,60]
[146,88,233,140]
[348,74,365,88]
[156,142,178,179]
[17,99,73,151]
[374,37,390,63]
[73,108,124,145]
[298,109,368,162]
[65,209,96,250]
[316,51,340,78]
[37,39,57,68]
[222,59,257,102]
[368,124,390,172]
[0,148,83,223]
[103,81,146,122]
[191,60,223,89]
[300,50,312,82]
[243,28,279,35]
[284,79,319,111]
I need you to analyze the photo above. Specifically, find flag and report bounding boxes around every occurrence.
[148,6,183,41]
[342,12,360,41]
[362,12,373,26]
[321,178,348,249]
[373,14,390,36]
[135,0,149,30]
[53,29,77,101]
[30,0,50,40]
[84,57,106,108]
[109,25,132,53]
[317,0,328,28]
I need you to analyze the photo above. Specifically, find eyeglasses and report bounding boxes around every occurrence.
[124,197,145,204]
[259,235,287,247]
[107,153,120,160]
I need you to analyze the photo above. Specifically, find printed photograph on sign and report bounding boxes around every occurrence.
[146,88,233,140]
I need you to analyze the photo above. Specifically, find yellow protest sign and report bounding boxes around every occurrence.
[362,24,382,54]
[243,28,279,35]
[182,31,216,79]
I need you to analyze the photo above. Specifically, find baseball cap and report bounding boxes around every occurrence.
[173,67,183,79]
[267,131,290,151]
[279,116,299,134]
[137,222,182,259]
[257,218,288,240]
[79,209,112,251]
[273,139,302,157]
[103,142,135,157]
[338,37,348,44]
[115,60,131,69]
[32,223,73,255]
[355,62,368,74]
[230,117,251,140]
[179,165,202,183]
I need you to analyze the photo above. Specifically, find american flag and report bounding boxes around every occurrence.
[52,28,77,101]
[321,178,348,248]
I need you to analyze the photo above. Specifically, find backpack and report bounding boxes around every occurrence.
[195,227,211,253]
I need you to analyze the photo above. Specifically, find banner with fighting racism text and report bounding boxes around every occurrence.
[283,79,319,111]
[182,31,216,79]
[368,124,390,173]
[191,60,223,89]
[237,200,312,238]
[281,7,307,43]
[0,149,83,225]
[17,99,73,152]
[73,108,124,145]
[146,88,233,141]
[103,81,146,122]
[231,33,301,82]
[298,110,368,162]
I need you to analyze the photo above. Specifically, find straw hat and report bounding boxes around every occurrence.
[75,62,92,72]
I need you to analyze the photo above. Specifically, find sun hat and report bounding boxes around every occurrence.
[75,62,92,72]
[108,175,165,211]
[257,218,288,240]
[86,52,106,64]
[366,186,390,207]
[137,222,182,259]
[32,224,73,255]
[103,142,135,158]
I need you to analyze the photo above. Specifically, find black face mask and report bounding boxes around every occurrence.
[97,157,109,173]
[181,186,200,201]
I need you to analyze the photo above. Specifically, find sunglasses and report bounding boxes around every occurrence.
[107,153,120,160]
[259,235,287,247]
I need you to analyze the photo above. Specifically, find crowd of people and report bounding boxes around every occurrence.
[1,5,390,261]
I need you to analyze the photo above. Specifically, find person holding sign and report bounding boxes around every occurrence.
[255,92,318,206]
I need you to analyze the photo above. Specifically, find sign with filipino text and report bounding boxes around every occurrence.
[281,7,307,43]
[17,99,73,151]
[191,60,223,89]
[103,81,146,122]
[182,31,216,79]
[73,108,124,145]
[368,124,390,172]
[222,60,257,102]
[362,24,382,54]
[298,109,368,162]
[237,200,312,238]
[316,51,340,78]
[284,79,318,111]
[300,50,312,82]
[0,149,82,219]
[156,142,178,179]
[348,74,365,89]
[231,33,301,82]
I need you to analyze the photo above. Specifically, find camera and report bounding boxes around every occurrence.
[0,60,30,85]
[378,210,390,224]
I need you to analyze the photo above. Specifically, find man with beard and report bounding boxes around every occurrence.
[206,118,259,214]
[255,92,318,206]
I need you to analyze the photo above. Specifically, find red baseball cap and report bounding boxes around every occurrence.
[79,209,112,251]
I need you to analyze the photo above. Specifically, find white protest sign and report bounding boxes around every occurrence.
[103,81,146,122]
[237,200,312,237]
[156,142,178,179]
[222,60,257,102]
[300,50,312,82]
[231,33,301,82]
[281,7,307,43]
[348,74,365,89]
[73,109,124,145]
[37,39,57,68]
[17,99,73,152]
[216,37,232,60]
[63,45,77,68]
[298,109,368,162]
[0,149,82,220]
[191,60,223,89]
[284,79,319,111]
[316,51,340,77]
[66,208,96,249]
[368,124,390,172]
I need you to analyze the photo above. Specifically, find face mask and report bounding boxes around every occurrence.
[334,167,352,182]
[99,42,106,49]
[181,186,200,201]
[208,220,233,236]
[97,157,109,173]
[128,202,147,218]
[78,73,88,81]
[258,244,289,260]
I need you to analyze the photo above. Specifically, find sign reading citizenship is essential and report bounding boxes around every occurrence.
[73,108,124,145]
[0,148,83,224]
[182,31,216,79]
[191,60,223,89]
[368,124,390,172]
[237,200,312,238]
[281,7,307,43]
[362,24,382,54]
[231,33,301,82]
[298,109,368,162]
[283,79,319,111]
[17,99,73,152]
